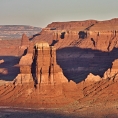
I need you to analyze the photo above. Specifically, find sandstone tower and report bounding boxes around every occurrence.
[14,41,68,86]
[34,41,68,85]
[21,33,29,47]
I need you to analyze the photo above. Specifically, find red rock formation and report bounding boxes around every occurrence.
[47,20,97,30]
[33,18,118,51]
[14,53,34,85]
[1,19,118,116]
[103,59,118,81]
[0,55,118,109]
[30,19,118,84]
[35,41,68,85]
[85,73,101,83]
[14,41,68,85]
[1,55,118,108]
[0,42,77,107]
[21,34,29,47]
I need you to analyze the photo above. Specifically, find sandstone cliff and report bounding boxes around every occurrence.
[33,18,118,52]
[0,42,81,107]
[0,19,118,111]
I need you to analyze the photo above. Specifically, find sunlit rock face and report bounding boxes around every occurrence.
[103,59,118,81]
[14,41,68,86]
[34,41,68,85]
[1,19,118,110]
[0,42,75,108]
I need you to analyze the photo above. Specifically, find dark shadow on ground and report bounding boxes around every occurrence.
[0,56,20,81]
[56,47,118,83]
[0,108,84,118]
[1,47,118,83]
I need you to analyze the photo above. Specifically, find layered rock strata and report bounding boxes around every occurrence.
[14,41,68,85]
[34,41,68,85]
[1,19,118,109]
[0,57,118,108]
[0,42,71,107]
[33,18,118,51]
[0,47,118,108]
[31,19,118,83]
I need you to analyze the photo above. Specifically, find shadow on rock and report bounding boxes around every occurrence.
[56,47,118,83]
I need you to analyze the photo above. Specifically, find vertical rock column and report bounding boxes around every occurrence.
[36,42,50,84]
[35,41,68,85]
[21,33,29,47]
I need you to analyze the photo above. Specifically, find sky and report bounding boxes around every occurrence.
[0,0,118,28]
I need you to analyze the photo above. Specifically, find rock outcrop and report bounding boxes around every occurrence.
[0,42,77,107]
[30,19,118,83]
[85,73,101,82]
[14,41,68,86]
[103,59,118,81]
[20,34,29,48]
[34,41,68,85]
[1,19,118,111]
[14,53,34,85]
[34,18,118,51]
[84,59,118,83]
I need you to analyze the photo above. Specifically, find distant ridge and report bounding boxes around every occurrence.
[46,18,118,30]
[0,25,42,40]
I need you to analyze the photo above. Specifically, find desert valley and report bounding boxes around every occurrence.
[0,18,118,117]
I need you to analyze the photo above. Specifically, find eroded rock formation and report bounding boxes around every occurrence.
[34,41,68,85]
[21,34,29,46]
[14,41,68,86]
[33,18,118,51]
[103,59,118,81]
[0,19,118,111]
[14,53,34,85]
[0,42,78,107]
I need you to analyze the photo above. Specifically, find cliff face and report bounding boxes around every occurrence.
[34,41,68,85]
[0,42,72,107]
[30,19,118,83]
[0,19,118,110]
[103,59,118,81]
[81,59,118,105]
[0,41,118,108]
[14,41,68,85]
[33,18,118,51]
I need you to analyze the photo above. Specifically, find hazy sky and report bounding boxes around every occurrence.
[0,0,118,28]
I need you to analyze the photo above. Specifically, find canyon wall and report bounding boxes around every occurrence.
[0,19,118,108]
[0,44,118,107]
[30,19,118,83]
[0,42,80,107]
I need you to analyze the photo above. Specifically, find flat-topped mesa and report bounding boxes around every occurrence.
[34,41,68,85]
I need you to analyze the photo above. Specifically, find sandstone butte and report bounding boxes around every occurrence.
[0,18,118,116]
